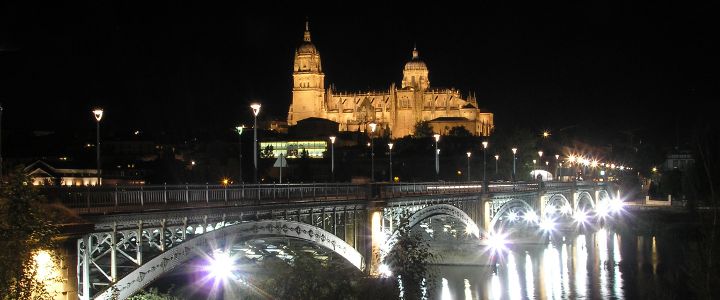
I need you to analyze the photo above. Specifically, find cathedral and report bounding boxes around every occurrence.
[287,23,494,137]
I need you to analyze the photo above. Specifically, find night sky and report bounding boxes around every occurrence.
[1,2,717,150]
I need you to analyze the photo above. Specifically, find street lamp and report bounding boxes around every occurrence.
[235,125,245,183]
[555,154,560,181]
[433,134,441,181]
[388,143,394,182]
[482,141,488,191]
[92,108,104,186]
[250,103,261,183]
[330,136,336,181]
[466,152,471,181]
[538,150,543,170]
[511,147,517,183]
[494,154,499,175]
[369,122,377,182]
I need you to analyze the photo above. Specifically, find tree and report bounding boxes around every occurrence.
[384,218,435,300]
[127,288,179,300]
[448,126,471,137]
[413,121,433,138]
[0,168,59,300]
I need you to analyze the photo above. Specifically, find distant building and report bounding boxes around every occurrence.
[287,22,494,138]
[259,140,327,159]
[24,159,145,186]
[663,149,694,171]
[25,159,100,186]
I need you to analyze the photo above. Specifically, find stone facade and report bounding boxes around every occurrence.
[287,22,494,137]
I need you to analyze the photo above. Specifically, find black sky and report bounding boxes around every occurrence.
[1,2,717,147]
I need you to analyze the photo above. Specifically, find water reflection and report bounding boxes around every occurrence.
[432,228,664,299]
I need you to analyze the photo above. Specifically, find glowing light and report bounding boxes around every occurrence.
[191,160,196,166]
[511,147,517,154]
[369,122,377,133]
[507,211,518,222]
[482,141,488,149]
[388,143,394,150]
[464,279,473,300]
[235,125,245,135]
[609,198,624,212]
[433,134,441,142]
[487,231,508,253]
[540,218,555,232]
[329,136,336,144]
[596,203,610,218]
[441,278,452,300]
[523,210,539,223]
[206,251,235,281]
[573,210,588,225]
[495,154,499,160]
[378,264,392,277]
[221,178,229,185]
[250,103,261,116]
[543,131,550,138]
[538,150,543,158]
[568,155,577,163]
[92,108,104,122]
[466,151,471,158]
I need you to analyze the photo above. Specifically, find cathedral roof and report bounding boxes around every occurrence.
[404,47,428,71]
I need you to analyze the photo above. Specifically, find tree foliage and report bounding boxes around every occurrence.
[384,218,435,300]
[413,121,433,138]
[0,168,59,300]
[448,126,471,137]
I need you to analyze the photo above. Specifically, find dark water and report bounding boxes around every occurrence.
[430,228,683,300]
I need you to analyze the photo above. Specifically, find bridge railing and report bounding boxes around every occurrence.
[41,181,604,214]
[41,183,370,214]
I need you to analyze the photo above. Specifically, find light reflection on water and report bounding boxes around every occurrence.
[432,229,656,299]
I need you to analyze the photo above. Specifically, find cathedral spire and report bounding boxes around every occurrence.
[412,44,419,59]
[304,19,312,42]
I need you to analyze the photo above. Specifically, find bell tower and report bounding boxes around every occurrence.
[288,21,325,125]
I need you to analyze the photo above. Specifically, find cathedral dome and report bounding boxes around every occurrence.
[297,21,318,55]
[298,41,318,54]
[404,47,427,71]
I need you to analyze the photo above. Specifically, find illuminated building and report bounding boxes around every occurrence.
[287,22,494,137]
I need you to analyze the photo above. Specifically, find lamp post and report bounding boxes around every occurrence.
[511,147,517,182]
[369,122,377,182]
[92,108,104,186]
[555,154,560,181]
[482,141,488,191]
[250,103,261,183]
[330,136,336,182]
[494,154,499,175]
[538,150,544,171]
[388,143,394,182]
[433,134,440,181]
[466,152,471,181]
[235,125,245,183]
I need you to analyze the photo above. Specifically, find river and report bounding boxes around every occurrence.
[430,227,692,299]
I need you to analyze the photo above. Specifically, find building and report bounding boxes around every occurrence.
[287,22,494,138]
[663,149,694,171]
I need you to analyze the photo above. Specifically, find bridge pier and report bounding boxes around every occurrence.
[367,204,384,276]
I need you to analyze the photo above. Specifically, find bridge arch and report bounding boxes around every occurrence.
[407,204,481,238]
[489,199,535,232]
[576,191,594,211]
[545,194,571,216]
[97,220,363,300]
